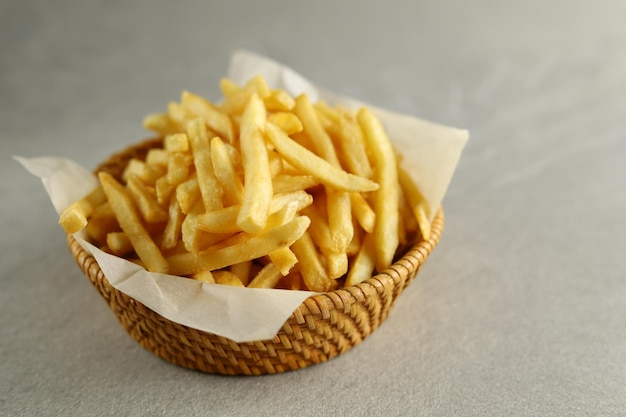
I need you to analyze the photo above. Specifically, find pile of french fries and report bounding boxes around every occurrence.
[60,76,431,292]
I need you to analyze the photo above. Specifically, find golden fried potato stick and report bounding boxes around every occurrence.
[166,152,193,185]
[213,270,245,287]
[272,174,319,194]
[197,205,240,234]
[345,232,376,286]
[267,112,303,135]
[197,215,310,272]
[266,201,299,275]
[265,123,379,193]
[143,113,182,136]
[187,119,224,212]
[291,231,332,292]
[398,167,431,241]
[230,261,252,286]
[349,192,375,234]
[122,159,164,185]
[181,91,234,143]
[59,186,106,234]
[244,75,271,99]
[219,78,241,97]
[197,190,313,234]
[248,263,283,288]
[338,113,374,179]
[264,90,295,112]
[176,175,201,214]
[164,133,189,152]
[193,270,215,283]
[210,136,244,205]
[106,232,133,256]
[168,101,194,127]
[357,108,400,272]
[161,193,184,250]
[98,172,169,274]
[326,187,353,253]
[126,175,168,223]
[237,93,273,234]
[155,176,175,206]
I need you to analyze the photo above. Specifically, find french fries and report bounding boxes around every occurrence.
[63,76,431,291]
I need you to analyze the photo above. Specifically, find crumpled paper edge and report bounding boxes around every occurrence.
[15,50,468,343]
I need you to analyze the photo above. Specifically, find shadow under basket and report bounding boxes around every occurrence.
[66,138,445,376]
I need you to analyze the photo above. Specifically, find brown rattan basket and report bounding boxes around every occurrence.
[66,138,445,375]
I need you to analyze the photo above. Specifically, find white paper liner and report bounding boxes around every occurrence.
[16,51,468,343]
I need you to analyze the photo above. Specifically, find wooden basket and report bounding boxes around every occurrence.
[67,138,445,375]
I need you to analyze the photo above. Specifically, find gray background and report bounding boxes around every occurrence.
[2,1,625,416]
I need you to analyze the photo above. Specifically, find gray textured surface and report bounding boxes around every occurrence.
[2,1,626,416]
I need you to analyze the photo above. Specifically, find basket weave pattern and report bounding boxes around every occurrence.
[67,139,445,375]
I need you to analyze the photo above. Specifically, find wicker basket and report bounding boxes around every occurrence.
[67,138,445,375]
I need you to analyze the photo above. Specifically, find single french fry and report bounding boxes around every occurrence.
[230,261,252,286]
[187,119,223,212]
[301,204,333,256]
[267,150,284,177]
[349,192,375,234]
[90,201,113,219]
[345,232,376,286]
[265,123,378,193]
[85,215,119,243]
[210,136,244,205]
[164,133,189,153]
[294,94,341,166]
[161,194,184,250]
[269,190,313,214]
[267,247,298,276]
[264,90,295,111]
[106,232,133,256]
[168,101,194,127]
[315,100,340,124]
[244,75,271,99]
[265,201,300,275]
[327,252,348,279]
[357,108,400,272]
[59,186,106,234]
[237,93,273,233]
[398,166,431,241]
[197,216,310,271]
[146,148,170,167]
[338,113,374,179]
[143,113,181,136]
[126,175,168,223]
[272,174,319,194]
[98,172,169,273]
[197,205,240,234]
[181,202,206,253]
[181,90,234,143]
[193,270,215,283]
[219,78,242,97]
[213,270,245,287]
[326,187,353,253]
[248,263,283,288]
[267,112,303,135]
[155,176,175,206]
[166,152,193,185]
[167,252,199,276]
[291,231,332,292]
[220,90,252,115]
[176,175,200,214]
[122,159,164,185]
